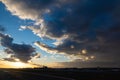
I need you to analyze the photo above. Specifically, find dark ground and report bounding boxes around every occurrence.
[0,68,120,80]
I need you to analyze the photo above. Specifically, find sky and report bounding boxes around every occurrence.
[0,0,120,68]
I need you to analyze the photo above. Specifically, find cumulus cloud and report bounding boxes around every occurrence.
[1,0,120,64]
[0,0,55,20]
[0,32,40,62]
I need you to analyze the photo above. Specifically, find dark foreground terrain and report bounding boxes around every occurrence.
[0,68,120,80]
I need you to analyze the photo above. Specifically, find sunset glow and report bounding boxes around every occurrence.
[0,61,37,68]
[12,62,26,68]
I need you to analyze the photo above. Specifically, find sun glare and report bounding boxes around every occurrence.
[12,62,26,68]
[0,61,38,68]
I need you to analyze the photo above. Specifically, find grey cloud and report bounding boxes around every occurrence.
[35,0,120,63]
[3,58,16,62]
[0,33,39,62]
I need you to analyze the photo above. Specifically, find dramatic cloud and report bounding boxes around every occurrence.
[1,0,120,65]
[0,32,40,62]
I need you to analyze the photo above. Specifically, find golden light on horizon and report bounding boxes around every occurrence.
[12,62,26,68]
[0,61,37,68]
[10,61,39,68]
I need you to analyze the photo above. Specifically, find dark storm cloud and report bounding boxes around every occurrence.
[35,0,120,62]
[1,0,120,65]
[0,33,39,62]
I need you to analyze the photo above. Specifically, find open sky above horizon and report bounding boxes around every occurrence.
[0,0,120,68]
